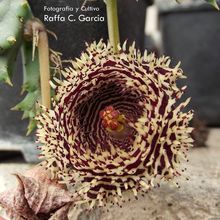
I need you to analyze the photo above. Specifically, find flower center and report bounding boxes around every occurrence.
[99,105,126,132]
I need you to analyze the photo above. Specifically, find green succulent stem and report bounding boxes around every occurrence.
[105,0,120,53]
[0,0,32,85]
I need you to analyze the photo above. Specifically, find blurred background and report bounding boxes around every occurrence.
[1,0,219,162]
[0,0,220,219]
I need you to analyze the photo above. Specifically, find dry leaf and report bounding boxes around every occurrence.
[0,166,77,220]
[48,203,71,220]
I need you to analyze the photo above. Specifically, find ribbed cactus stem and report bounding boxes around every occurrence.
[0,0,30,53]
[0,0,32,85]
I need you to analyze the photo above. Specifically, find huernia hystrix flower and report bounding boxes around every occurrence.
[36,40,194,209]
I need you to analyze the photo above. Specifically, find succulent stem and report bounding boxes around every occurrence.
[105,0,120,53]
[0,0,32,85]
